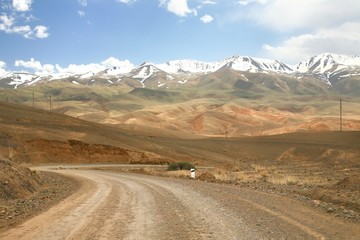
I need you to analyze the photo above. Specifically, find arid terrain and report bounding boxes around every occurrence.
[0,100,359,238]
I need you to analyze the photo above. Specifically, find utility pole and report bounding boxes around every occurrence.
[49,95,52,112]
[32,91,35,108]
[340,98,343,132]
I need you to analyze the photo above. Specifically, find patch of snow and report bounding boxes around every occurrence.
[72,80,80,85]
[132,63,158,83]
[157,60,224,74]
[339,73,360,78]
[80,71,95,79]
[166,75,174,80]
[178,80,188,84]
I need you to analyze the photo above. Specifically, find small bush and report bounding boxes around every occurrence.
[167,162,195,171]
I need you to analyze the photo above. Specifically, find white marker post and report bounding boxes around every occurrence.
[190,168,196,179]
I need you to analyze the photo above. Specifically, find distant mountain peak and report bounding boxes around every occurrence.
[2,53,360,89]
[296,53,360,75]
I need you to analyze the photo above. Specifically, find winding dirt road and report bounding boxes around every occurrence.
[1,167,359,239]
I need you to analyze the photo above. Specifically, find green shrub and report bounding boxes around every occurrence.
[167,162,195,171]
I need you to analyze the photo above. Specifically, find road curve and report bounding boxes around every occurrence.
[1,167,359,239]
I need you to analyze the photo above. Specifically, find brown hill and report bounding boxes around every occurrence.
[1,102,360,218]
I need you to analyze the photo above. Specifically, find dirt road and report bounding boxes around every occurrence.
[1,167,359,240]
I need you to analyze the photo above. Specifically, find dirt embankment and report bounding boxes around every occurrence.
[18,139,169,165]
[0,159,40,201]
[0,159,78,231]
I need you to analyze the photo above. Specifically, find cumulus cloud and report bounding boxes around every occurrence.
[101,57,134,72]
[0,14,14,31]
[13,57,135,76]
[0,61,7,76]
[0,1,49,39]
[244,0,360,32]
[159,0,196,17]
[15,58,45,71]
[33,25,49,38]
[14,58,55,75]
[222,0,360,63]
[200,14,213,23]
[0,13,49,39]
[12,0,32,12]
[55,63,104,75]
[12,25,31,37]
[263,22,360,64]
[56,57,134,75]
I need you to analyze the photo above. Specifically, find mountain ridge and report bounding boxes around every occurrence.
[1,53,360,89]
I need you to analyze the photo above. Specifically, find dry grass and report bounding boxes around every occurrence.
[166,170,191,178]
[251,164,267,173]
[267,175,299,185]
[210,168,261,183]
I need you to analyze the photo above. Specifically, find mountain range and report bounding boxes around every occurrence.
[1,53,360,94]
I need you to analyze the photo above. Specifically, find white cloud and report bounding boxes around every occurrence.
[13,57,135,75]
[54,57,134,75]
[200,14,213,23]
[238,0,267,6]
[34,25,49,38]
[15,58,44,71]
[42,64,55,74]
[244,0,360,32]
[12,25,31,37]
[0,3,49,39]
[78,0,88,7]
[116,0,137,4]
[0,14,14,32]
[55,63,104,75]
[202,0,217,5]
[101,57,134,73]
[78,10,85,17]
[159,0,196,17]
[263,22,360,64]
[14,58,55,75]
[219,1,360,63]
[0,61,7,76]
[12,0,32,12]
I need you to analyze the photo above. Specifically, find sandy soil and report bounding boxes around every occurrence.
[1,166,359,240]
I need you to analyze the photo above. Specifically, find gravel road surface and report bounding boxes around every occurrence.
[1,167,359,239]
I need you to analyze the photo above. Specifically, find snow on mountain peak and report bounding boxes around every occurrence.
[132,62,160,82]
[296,53,360,74]
[157,59,223,74]
[223,55,293,73]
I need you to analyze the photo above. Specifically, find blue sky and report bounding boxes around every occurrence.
[1,0,360,75]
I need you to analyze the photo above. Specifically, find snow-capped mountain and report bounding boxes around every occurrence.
[156,56,293,74]
[297,53,360,73]
[131,62,162,81]
[0,72,41,89]
[296,53,360,82]
[1,53,360,89]
[223,56,293,73]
